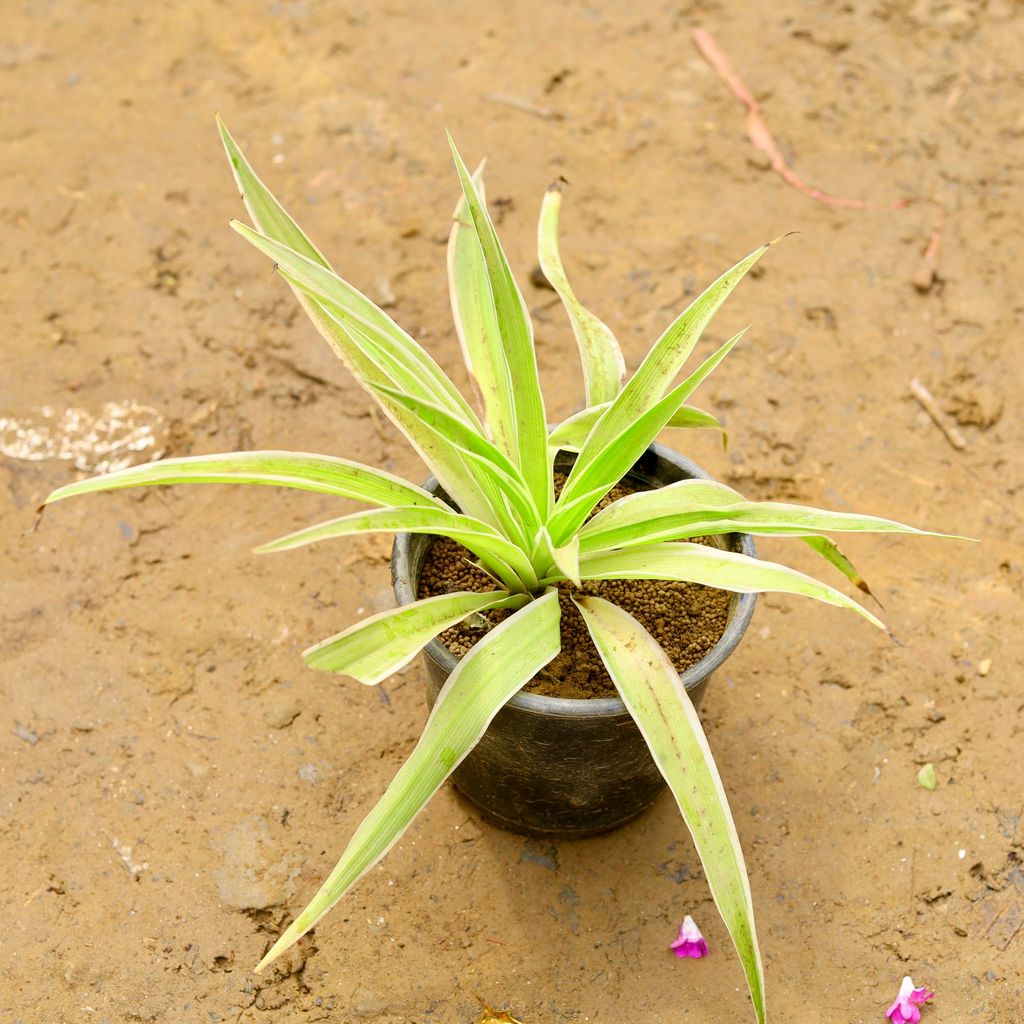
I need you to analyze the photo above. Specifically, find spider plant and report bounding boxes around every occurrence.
[41,119,957,1024]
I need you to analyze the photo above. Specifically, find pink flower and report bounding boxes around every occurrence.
[670,915,708,959]
[885,976,934,1023]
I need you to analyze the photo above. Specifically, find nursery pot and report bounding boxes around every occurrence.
[391,441,757,839]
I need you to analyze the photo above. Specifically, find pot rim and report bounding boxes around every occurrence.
[392,440,756,719]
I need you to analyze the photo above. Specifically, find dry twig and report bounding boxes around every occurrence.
[912,210,946,292]
[485,92,561,120]
[909,378,967,451]
[692,27,912,211]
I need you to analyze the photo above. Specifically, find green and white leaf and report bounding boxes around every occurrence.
[221,126,500,531]
[537,185,625,405]
[548,401,721,454]
[448,134,550,515]
[531,528,581,587]
[555,240,772,519]
[448,162,519,461]
[222,121,445,414]
[579,477,952,553]
[573,542,885,629]
[255,589,561,972]
[370,385,541,546]
[800,535,873,596]
[231,222,479,428]
[549,328,748,542]
[223,121,475,425]
[573,596,765,1024]
[303,590,529,683]
[219,116,332,267]
[43,451,447,509]
[255,505,539,593]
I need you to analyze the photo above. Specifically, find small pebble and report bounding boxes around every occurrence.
[13,722,39,745]
[265,703,302,730]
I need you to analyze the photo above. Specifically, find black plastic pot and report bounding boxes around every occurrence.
[391,441,757,839]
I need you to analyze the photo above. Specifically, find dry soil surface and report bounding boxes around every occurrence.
[2,2,1022,1022]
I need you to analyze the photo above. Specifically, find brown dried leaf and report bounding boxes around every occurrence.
[477,997,525,1024]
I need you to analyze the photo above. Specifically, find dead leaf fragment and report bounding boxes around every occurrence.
[480,1011,524,1024]
[477,995,525,1024]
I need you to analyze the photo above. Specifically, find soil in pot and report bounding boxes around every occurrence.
[418,476,732,699]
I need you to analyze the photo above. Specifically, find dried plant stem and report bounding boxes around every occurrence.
[909,378,967,450]
[692,27,912,211]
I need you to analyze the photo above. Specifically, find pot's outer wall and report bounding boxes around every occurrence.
[391,442,757,838]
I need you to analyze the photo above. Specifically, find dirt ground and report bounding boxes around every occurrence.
[2,1,1022,1021]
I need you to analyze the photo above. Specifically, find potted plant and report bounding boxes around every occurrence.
[41,120,956,1024]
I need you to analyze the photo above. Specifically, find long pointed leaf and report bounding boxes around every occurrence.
[801,535,874,597]
[548,401,721,454]
[556,238,774,519]
[537,184,625,405]
[255,505,538,593]
[579,478,956,553]
[591,240,774,446]
[572,542,885,629]
[222,122,431,401]
[231,222,479,428]
[530,527,581,587]
[370,384,541,542]
[219,117,331,267]
[448,163,519,460]
[42,451,446,509]
[547,387,694,544]
[220,123,499,530]
[573,596,765,1024]
[255,589,561,971]
[549,329,747,542]
[222,122,476,426]
[304,590,528,683]
[448,135,550,515]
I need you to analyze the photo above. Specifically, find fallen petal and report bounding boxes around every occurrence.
[670,915,709,959]
[886,976,934,1022]
[909,986,935,1006]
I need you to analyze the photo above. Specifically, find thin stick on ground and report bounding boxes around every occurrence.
[912,211,946,293]
[485,92,561,120]
[692,27,912,211]
[909,378,967,451]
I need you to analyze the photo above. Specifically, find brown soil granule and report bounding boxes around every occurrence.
[417,476,732,699]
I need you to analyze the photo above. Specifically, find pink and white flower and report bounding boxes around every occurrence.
[885,976,934,1023]
[670,915,708,959]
